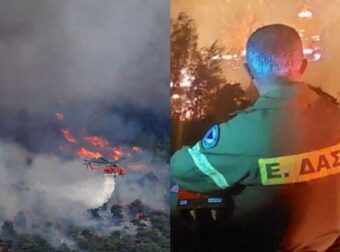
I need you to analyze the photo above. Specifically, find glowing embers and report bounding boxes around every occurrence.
[171,94,180,100]
[303,47,322,62]
[179,68,195,88]
[299,31,322,62]
[297,4,322,62]
[61,128,77,143]
[171,92,202,121]
[76,147,102,159]
[311,34,321,42]
[312,52,322,61]
[303,48,313,55]
[211,52,244,70]
[83,135,109,148]
[212,52,244,61]
[298,9,313,19]
[56,112,142,163]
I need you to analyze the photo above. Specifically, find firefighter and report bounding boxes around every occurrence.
[171,24,340,251]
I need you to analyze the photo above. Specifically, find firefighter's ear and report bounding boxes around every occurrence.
[300,58,308,74]
[243,63,254,80]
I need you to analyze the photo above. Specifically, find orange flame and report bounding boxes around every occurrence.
[83,135,109,148]
[61,129,77,143]
[111,147,125,161]
[56,112,144,171]
[76,147,102,159]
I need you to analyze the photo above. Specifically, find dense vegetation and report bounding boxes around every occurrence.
[0,200,170,252]
[170,12,251,152]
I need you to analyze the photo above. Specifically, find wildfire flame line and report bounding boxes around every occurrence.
[61,128,77,143]
[83,135,109,148]
[76,147,102,159]
[57,112,143,167]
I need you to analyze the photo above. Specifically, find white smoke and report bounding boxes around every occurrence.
[0,139,169,234]
[0,140,115,228]
[36,175,115,209]
[102,146,170,211]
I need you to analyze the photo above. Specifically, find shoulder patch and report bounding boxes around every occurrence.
[202,125,220,149]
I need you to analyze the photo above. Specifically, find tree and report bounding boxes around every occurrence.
[116,236,136,252]
[149,215,170,239]
[170,12,251,151]
[171,12,199,88]
[136,227,169,251]
[111,204,123,219]
[171,12,227,121]
[15,234,55,252]
[129,200,144,216]
[1,221,17,240]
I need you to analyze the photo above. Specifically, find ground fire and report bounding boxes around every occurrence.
[56,112,145,177]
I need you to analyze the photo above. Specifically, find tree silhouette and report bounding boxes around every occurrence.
[170,12,251,151]
[1,221,17,241]
[171,12,228,121]
[111,204,123,219]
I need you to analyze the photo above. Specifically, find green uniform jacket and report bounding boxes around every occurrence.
[171,82,340,251]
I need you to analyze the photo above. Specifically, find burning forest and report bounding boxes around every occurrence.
[171,0,340,123]
[57,111,143,164]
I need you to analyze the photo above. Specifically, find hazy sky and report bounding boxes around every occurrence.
[0,0,169,150]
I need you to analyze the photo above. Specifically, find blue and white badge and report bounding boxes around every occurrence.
[202,125,220,149]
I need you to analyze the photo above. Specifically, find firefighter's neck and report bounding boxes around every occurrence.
[255,75,302,95]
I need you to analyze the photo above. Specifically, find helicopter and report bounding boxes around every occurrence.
[83,157,127,177]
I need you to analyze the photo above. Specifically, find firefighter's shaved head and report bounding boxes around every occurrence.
[245,24,305,80]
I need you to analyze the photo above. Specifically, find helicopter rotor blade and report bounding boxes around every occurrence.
[99,157,109,163]
[89,159,109,165]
